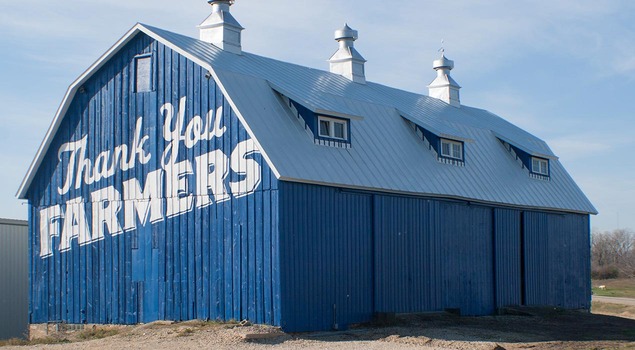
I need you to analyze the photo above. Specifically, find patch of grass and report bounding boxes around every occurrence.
[177,327,195,337]
[30,337,71,345]
[185,319,238,329]
[0,337,70,347]
[0,338,29,347]
[592,301,635,318]
[76,327,120,340]
[174,320,238,336]
[592,279,635,298]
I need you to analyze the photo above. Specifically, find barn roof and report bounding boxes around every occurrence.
[17,24,597,215]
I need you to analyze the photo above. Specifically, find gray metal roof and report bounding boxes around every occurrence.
[19,24,597,215]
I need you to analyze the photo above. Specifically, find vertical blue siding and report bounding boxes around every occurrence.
[278,184,373,332]
[27,33,281,326]
[374,196,437,313]
[494,208,522,308]
[437,202,495,316]
[524,211,590,309]
[374,197,494,316]
[279,184,589,331]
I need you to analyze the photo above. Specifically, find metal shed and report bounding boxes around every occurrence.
[0,219,28,340]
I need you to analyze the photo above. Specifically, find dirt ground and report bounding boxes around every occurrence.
[3,305,635,350]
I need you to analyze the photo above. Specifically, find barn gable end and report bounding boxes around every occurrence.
[27,32,281,326]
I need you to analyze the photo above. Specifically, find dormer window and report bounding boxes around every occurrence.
[440,138,464,160]
[498,138,551,180]
[408,122,466,166]
[318,116,349,141]
[531,157,549,176]
[277,92,355,148]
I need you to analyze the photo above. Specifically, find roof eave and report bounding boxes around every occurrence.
[277,176,598,215]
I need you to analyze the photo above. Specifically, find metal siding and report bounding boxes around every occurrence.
[523,212,590,309]
[279,184,590,331]
[374,196,443,313]
[0,220,29,340]
[375,199,496,316]
[493,208,522,308]
[438,202,495,316]
[279,182,373,332]
[28,34,281,326]
[524,211,550,306]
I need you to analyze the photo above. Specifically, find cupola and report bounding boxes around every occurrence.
[198,0,244,55]
[428,53,461,107]
[328,24,367,84]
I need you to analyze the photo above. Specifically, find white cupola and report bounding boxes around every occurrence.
[198,0,244,55]
[328,24,367,84]
[428,53,461,107]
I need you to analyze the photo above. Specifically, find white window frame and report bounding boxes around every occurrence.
[318,116,348,141]
[440,138,463,160]
[531,157,549,176]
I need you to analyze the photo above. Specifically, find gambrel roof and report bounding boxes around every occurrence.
[18,24,597,215]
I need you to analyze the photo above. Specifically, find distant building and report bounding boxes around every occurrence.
[17,1,596,332]
[0,219,28,339]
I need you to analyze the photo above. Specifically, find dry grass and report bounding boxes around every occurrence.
[0,336,70,347]
[176,328,196,337]
[0,326,122,347]
[76,327,121,340]
[592,301,635,319]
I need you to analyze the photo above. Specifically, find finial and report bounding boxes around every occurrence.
[334,24,358,41]
[438,39,445,55]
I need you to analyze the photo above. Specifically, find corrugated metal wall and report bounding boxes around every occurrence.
[494,208,522,308]
[0,219,28,340]
[524,211,591,309]
[278,184,373,332]
[28,34,280,326]
[374,197,495,316]
[279,182,590,331]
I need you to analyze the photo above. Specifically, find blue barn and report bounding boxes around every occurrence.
[17,1,596,332]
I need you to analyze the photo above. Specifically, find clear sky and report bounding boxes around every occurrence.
[1,0,633,231]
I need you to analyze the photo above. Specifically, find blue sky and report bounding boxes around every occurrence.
[1,0,633,231]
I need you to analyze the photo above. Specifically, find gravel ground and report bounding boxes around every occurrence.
[4,307,635,350]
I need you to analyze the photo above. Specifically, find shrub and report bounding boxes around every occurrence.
[591,265,620,279]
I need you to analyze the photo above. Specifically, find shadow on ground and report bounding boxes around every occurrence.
[253,309,635,347]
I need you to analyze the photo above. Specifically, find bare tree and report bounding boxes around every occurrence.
[592,229,635,278]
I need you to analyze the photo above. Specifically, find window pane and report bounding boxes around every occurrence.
[532,158,548,175]
[441,142,451,156]
[452,143,462,158]
[136,56,151,92]
[540,160,548,174]
[319,120,330,136]
[333,122,345,139]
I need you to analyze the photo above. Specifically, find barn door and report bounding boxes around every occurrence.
[131,223,159,323]
[493,208,523,309]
